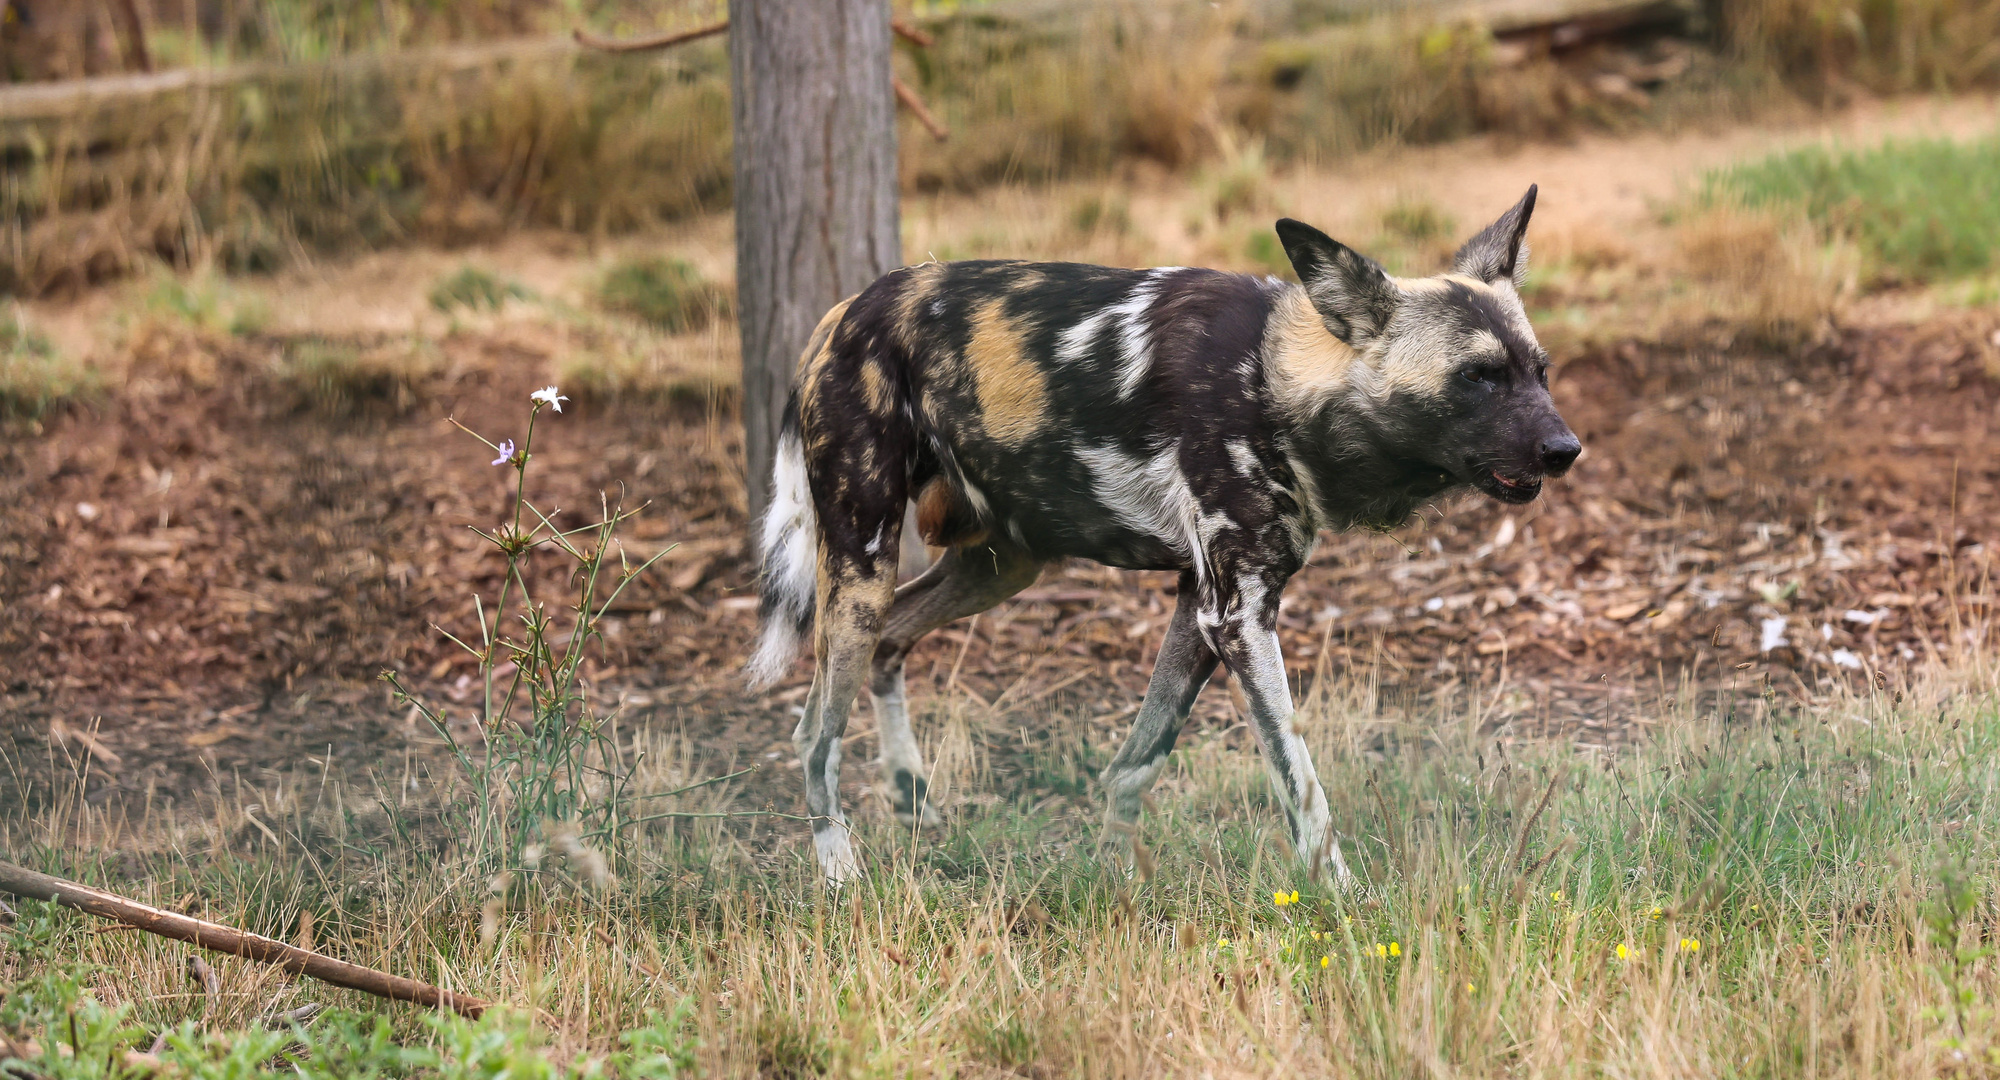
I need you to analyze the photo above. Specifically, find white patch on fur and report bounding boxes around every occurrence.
[864,522,887,557]
[960,476,992,519]
[1226,439,1259,477]
[1076,442,1207,580]
[874,670,923,778]
[1054,310,1112,364]
[1109,268,1184,400]
[747,433,817,690]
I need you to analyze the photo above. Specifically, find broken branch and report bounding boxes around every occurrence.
[571,17,948,142]
[0,861,489,1018]
[893,75,951,142]
[572,20,728,53]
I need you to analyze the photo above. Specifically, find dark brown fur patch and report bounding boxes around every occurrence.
[915,476,987,549]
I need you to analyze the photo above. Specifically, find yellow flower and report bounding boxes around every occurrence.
[1320,955,1331,968]
[1616,943,1630,961]
[1650,906,1664,919]
[1373,943,1388,958]
[1466,983,1476,994]
[1389,941,1402,957]
[1550,890,1563,902]
[1217,936,1229,948]
[1289,890,1301,905]
[1311,930,1322,941]
[1679,937,1701,953]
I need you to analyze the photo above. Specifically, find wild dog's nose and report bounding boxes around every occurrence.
[1539,433,1581,475]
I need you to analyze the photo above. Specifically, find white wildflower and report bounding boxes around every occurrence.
[531,385,568,412]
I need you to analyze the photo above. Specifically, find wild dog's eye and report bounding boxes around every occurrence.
[1461,364,1505,386]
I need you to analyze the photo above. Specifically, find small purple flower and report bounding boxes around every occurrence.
[491,439,515,466]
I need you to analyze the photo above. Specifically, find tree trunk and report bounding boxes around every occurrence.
[730,0,900,544]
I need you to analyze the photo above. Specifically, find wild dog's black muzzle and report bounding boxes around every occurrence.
[1539,431,1581,476]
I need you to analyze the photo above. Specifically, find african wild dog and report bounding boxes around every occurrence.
[748,186,1578,885]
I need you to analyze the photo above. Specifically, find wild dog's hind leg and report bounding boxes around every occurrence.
[1100,572,1219,848]
[1203,570,1351,884]
[871,542,1042,824]
[797,559,897,885]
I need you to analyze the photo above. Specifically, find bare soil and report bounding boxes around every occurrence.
[2,305,1995,824]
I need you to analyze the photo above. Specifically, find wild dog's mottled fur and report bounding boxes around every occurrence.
[752,187,1579,884]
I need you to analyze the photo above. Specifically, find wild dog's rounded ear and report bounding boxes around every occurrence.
[1274,218,1399,347]
[1451,184,1537,288]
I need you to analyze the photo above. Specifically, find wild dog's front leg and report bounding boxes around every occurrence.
[1100,573,1219,842]
[1204,577,1352,885]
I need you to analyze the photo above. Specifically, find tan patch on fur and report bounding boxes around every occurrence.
[814,557,897,665]
[1007,268,1047,291]
[1265,288,1359,421]
[860,357,895,417]
[965,298,1048,447]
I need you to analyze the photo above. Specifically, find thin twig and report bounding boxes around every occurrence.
[600,808,819,833]
[1509,769,1562,869]
[620,766,758,803]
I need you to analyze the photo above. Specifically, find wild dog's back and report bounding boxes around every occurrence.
[830,260,1294,568]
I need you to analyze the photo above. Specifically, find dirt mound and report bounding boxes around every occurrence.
[1,314,1994,806]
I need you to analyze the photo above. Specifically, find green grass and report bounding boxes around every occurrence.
[6,658,1999,1076]
[1703,135,2000,286]
[428,267,532,315]
[596,257,730,334]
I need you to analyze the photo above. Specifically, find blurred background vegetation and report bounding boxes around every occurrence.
[4,0,1999,297]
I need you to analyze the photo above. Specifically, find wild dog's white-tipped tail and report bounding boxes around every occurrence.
[747,431,817,690]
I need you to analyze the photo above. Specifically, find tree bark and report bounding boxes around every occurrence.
[730,0,900,542]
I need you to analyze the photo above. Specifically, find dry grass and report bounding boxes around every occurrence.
[8,640,2000,1075]
[32,0,1997,297]
[1724,0,2000,99]
[1669,202,1859,345]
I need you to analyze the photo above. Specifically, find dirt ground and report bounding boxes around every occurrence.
[4,307,1994,819]
[3,101,1998,832]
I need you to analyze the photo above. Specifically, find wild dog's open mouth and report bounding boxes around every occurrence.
[1481,468,1543,504]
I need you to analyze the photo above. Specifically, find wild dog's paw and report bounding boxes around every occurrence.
[815,827,863,886]
[886,768,943,827]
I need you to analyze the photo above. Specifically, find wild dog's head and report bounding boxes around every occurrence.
[1271,186,1580,508]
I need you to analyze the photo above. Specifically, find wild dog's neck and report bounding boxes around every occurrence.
[1263,286,1457,531]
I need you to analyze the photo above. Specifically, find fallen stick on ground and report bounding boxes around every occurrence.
[0,860,489,1019]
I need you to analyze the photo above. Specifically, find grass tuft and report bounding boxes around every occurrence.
[0,309,95,421]
[275,337,440,416]
[596,257,731,334]
[428,266,532,314]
